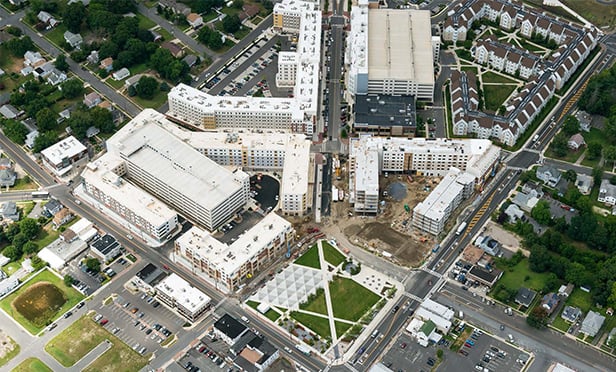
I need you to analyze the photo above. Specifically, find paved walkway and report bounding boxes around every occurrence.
[317,241,338,345]
[73,339,113,371]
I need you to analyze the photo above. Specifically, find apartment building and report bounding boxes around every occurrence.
[104,109,250,232]
[174,213,295,292]
[346,0,435,100]
[154,273,211,322]
[40,136,88,177]
[159,124,313,216]
[349,141,379,214]
[276,52,298,87]
[82,155,178,242]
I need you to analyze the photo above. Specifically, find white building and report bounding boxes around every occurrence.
[174,213,294,292]
[346,0,435,100]
[40,136,88,176]
[412,169,475,235]
[82,156,178,242]
[104,109,250,232]
[415,299,454,333]
[159,125,313,216]
[37,237,88,270]
[276,52,298,87]
[154,273,211,322]
[349,140,379,214]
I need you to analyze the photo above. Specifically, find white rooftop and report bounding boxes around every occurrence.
[420,299,455,320]
[413,169,474,222]
[176,213,292,277]
[41,136,86,166]
[348,2,369,75]
[155,273,211,313]
[353,141,379,195]
[106,109,249,211]
[82,154,177,227]
[68,217,93,235]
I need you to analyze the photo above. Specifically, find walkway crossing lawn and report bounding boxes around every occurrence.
[290,311,331,339]
[481,71,517,84]
[299,289,328,315]
[294,244,321,269]
[10,358,52,372]
[483,84,517,111]
[495,258,551,293]
[322,242,345,267]
[335,321,353,338]
[330,276,381,322]
[45,316,107,367]
[82,338,148,372]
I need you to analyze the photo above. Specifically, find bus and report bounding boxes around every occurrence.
[455,222,467,236]
[31,191,50,199]
[295,344,311,356]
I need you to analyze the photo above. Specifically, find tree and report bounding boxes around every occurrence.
[35,108,57,132]
[6,36,35,57]
[592,166,604,188]
[64,274,75,287]
[54,54,69,72]
[531,200,552,226]
[232,0,244,8]
[33,131,59,153]
[136,76,158,99]
[12,232,28,251]
[604,145,616,168]
[562,115,580,136]
[587,142,603,160]
[2,119,29,145]
[61,78,85,99]
[551,133,569,157]
[2,245,21,261]
[63,3,86,33]
[90,107,115,133]
[566,262,592,286]
[19,218,40,239]
[22,241,38,255]
[68,110,92,139]
[31,255,46,270]
[526,306,549,329]
[564,169,577,183]
[222,14,241,34]
[85,257,101,272]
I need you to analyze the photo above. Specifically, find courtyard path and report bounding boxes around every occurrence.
[317,241,339,345]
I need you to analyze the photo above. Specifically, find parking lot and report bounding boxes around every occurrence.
[380,332,438,372]
[64,252,131,296]
[177,338,233,372]
[91,287,185,356]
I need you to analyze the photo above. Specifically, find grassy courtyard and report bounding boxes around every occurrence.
[483,84,517,112]
[294,244,320,269]
[10,358,52,372]
[481,72,517,84]
[290,311,331,339]
[0,269,84,334]
[330,276,380,322]
[322,241,345,267]
[299,288,328,315]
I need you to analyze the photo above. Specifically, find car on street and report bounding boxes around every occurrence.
[64,311,73,319]
[76,302,85,309]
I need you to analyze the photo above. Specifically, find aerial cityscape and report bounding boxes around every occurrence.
[0,0,616,371]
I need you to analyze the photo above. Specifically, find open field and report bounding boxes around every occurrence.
[0,269,83,334]
[496,259,551,292]
[82,336,149,372]
[45,316,110,367]
[295,244,320,269]
[330,276,380,322]
[10,358,52,372]
[322,241,345,267]
[0,333,19,368]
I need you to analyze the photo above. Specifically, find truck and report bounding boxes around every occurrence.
[455,222,468,235]
[332,186,338,202]
[295,344,311,356]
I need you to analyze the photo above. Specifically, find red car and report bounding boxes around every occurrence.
[199,346,206,353]
[400,342,407,349]
[100,319,108,325]
[163,264,170,270]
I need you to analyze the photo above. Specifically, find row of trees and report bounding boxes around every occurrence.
[1,218,43,261]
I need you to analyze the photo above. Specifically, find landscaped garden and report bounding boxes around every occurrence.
[329,276,380,322]
[322,241,345,267]
[0,269,84,334]
[294,244,320,269]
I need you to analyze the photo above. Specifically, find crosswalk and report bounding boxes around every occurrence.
[403,292,423,302]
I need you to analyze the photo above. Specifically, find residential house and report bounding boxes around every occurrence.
[575,110,592,132]
[568,133,585,150]
[186,13,203,29]
[150,31,163,42]
[0,158,12,170]
[37,11,60,28]
[86,126,100,138]
[52,208,74,229]
[47,68,67,86]
[607,328,616,346]
[598,179,616,206]
[159,0,190,15]
[25,130,39,149]
[182,54,198,68]
[112,67,130,81]
[515,287,537,307]
[20,66,33,76]
[32,61,54,78]
[24,51,45,67]
[504,204,525,223]
[467,266,502,288]
[580,311,605,337]
[230,330,280,371]
[124,74,143,89]
[0,93,9,106]
[405,318,441,347]
[0,168,16,187]
[43,199,63,217]
[64,31,83,49]
[512,191,539,212]
[87,50,99,65]
[536,165,561,187]
[83,92,102,108]
[214,314,248,345]
[0,104,21,120]
[7,0,24,7]
[90,234,122,262]
[99,57,114,72]
[475,235,501,256]
[1,201,20,221]
[561,306,582,323]
[68,0,91,5]
[540,293,560,315]
[575,173,593,195]
[558,283,574,298]
[239,4,260,22]
[161,41,184,58]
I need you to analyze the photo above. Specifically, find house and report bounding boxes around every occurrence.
[32,61,55,78]
[575,110,592,132]
[214,314,248,345]
[24,51,45,67]
[540,293,560,315]
[159,0,190,15]
[558,283,574,298]
[161,41,184,58]
[99,57,114,72]
[86,126,100,138]
[0,93,10,106]
[124,74,143,89]
[512,191,539,212]
[475,235,501,256]
[46,68,67,86]
[405,318,443,347]
[598,179,616,206]
[0,104,21,119]
[20,66,33,76]
[504,204,525,222]
[536,165,561,187]
[186,13,203,29]
[43,199,63,217]
[568,133,585,150]
[63,31,83,49]
[467,266,502,288]
[580,311,605,337]
[561,306,582,323]
[87,50,99,65]
[575,173,593,195]
[0,158,12,170]
[8,0,24,5]
[230,330,280,371]
[607,328,616,346]
[239,4,260,21]
[1,201,20,221]
[112,67,130,81]
[90,234,122,262]
[37,11,60,28]
[150,31,163,42]
[68,0,91,5]
[0,168,16,187]
[52,208,74,229]
[0,68,4,77]
[182,54,198,68]
[25,130,39,149]
[83,92,102,108]
[515,287,537,307]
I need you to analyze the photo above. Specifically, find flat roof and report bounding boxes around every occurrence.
[41,136,87,165]
[413,170,474,221]
[353,142,379,196]
[82,154,177,227]
[175,213,292,276]
[354,94,416,128]
[91,234,120,255]
[106,109,249,211]
[214,313,247,339]
[368,9,434,84]
[155,273,211,313]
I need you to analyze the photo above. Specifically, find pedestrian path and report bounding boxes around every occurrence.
[317,240,339,345]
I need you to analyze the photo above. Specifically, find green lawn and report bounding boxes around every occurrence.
[2,260,21,276]
[496,258,551,293]
[335,321,353,338]
[45,316,109,367]
[566,288,593,312]
[233,26,251,40]
[483,84,517,112]
[290,311,331,339]
[330,277,380,322]
[482,71,517,84]
[460,66,477,75]
[518,39,545,53]
[551,315,571,332]
[11,177,38,191]
[82,336,149,372]
[299,289,328,315]
[45,24,69,49]
[322,242,345,267]
[581,128,610,169]
[545,146,582,164]
[11,358,52,372]
[131,89,168,110]
[0,334,19,368]
[294,244,321,269]
[203,11,219,22]
[222,6,241,17]
[35,226,60,249]
[247,300,260,310]
[0,269,83,335]
[265,308,280,322]
[135,12,156,30]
